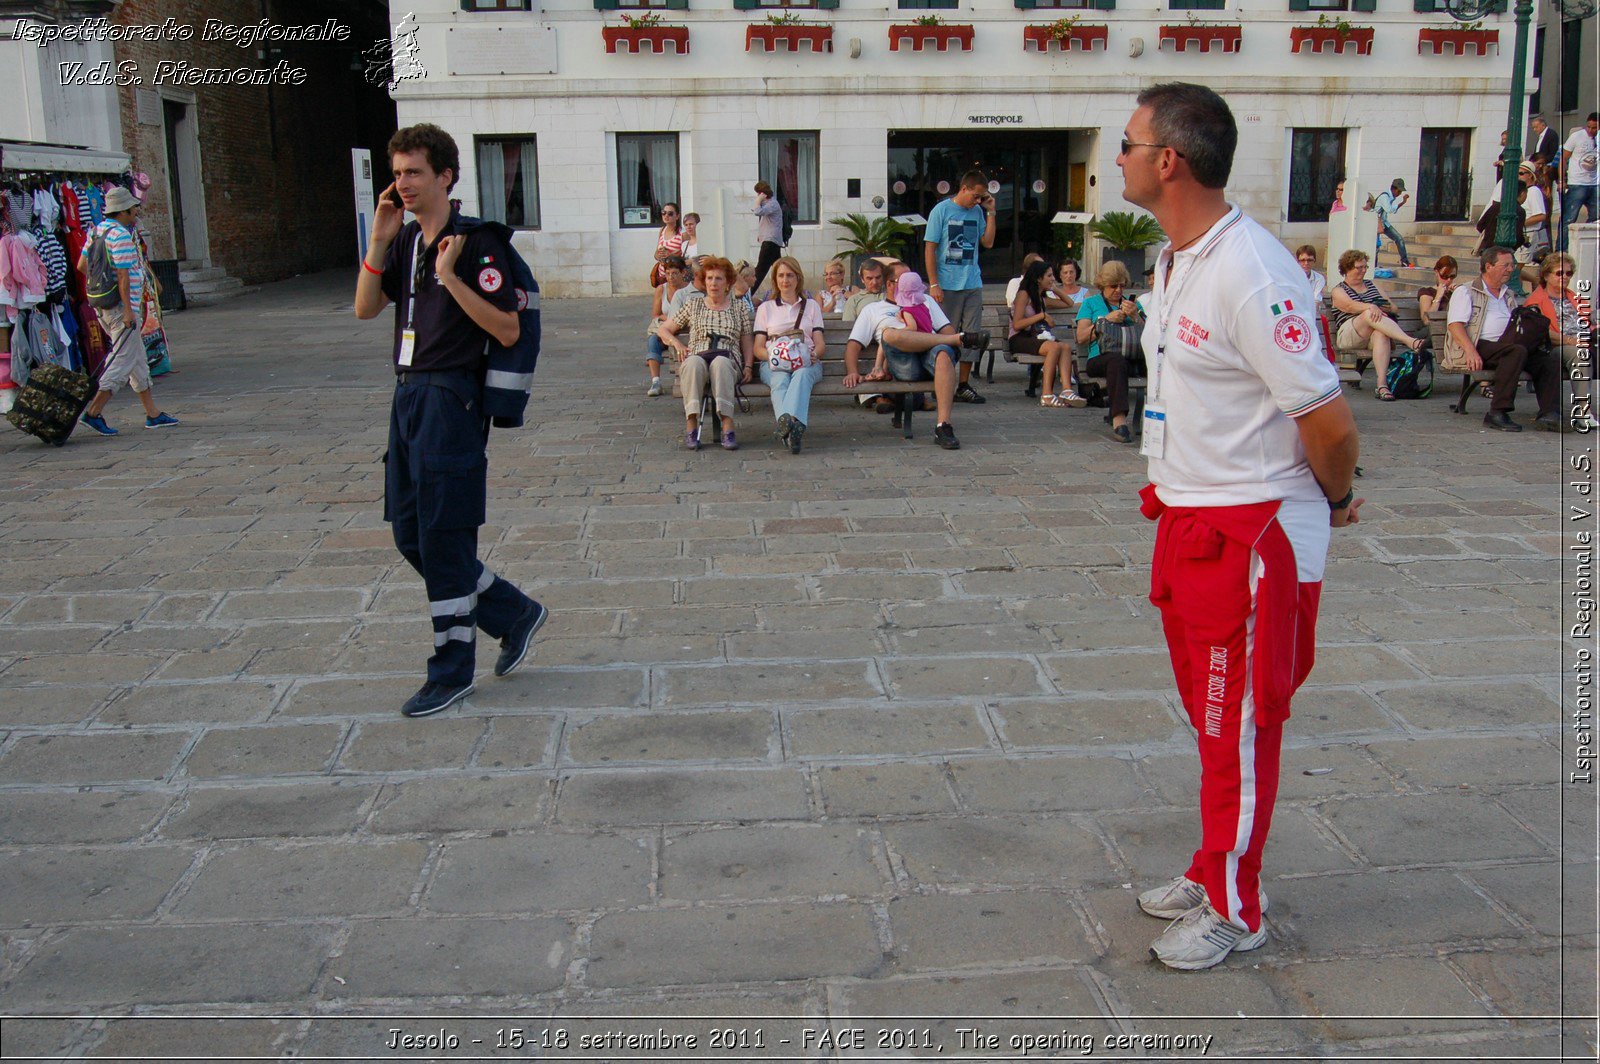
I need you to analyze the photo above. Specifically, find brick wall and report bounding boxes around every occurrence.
[111,0,395,284]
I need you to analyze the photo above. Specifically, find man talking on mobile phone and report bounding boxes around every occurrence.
[354,123,548,719]
[924,170,995,410]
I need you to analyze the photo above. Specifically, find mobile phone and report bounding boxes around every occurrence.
[387,187,403,210]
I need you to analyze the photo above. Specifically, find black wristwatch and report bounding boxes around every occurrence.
[1329,487,1355,511]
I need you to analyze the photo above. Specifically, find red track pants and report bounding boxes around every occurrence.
[1141,485,1326,933]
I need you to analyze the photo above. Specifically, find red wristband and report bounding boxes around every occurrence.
[362,259,382,276]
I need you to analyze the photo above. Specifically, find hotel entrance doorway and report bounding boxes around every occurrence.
[887,129,1087,283]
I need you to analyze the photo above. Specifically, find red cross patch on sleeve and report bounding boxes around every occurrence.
[1273,314,1312,353]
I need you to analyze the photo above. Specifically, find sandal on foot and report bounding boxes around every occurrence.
[1375,385,1396,401]
[1059,390,1089,408]
[1040,393,1069,408]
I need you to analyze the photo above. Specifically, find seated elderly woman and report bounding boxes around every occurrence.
[815,258,857,316]
[1329,248,1430,401]
[1075,260,1146,443]
[755,256,827,454]
[1526,252,1597,427]
[644,254,692,397]
[657,255,755,452]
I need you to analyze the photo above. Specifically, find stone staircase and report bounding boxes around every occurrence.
[178,260,251,306]
[1399,220,1484,283]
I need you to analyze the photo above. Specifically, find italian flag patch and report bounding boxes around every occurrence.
[1270,299,1295,316]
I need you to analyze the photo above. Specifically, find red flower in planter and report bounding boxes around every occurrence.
[888,22,975,52]
[1417,26,1498,56]
[1290,24,1374,56]
[1158,23,1242,54]
[1023,22,1108,53]
[747,22,833,53]
[603,15,690,55]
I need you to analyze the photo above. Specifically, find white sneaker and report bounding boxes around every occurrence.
[1149,902,1268,971]
[1137,875,1268,919]
[646,379,663,397]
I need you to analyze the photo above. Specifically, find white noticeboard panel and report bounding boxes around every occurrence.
[447,25,557,76]
[352,148,376,264]
[136,90,162,128]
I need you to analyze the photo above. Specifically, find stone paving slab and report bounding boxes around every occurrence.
[0,270,1591,1059]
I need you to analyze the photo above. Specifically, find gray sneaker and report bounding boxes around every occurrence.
[1138,875,1268,919]
[1150,902,1268,971]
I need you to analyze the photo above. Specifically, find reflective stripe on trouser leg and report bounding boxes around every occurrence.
[471,562,532,642]
[1153,506,1317,934]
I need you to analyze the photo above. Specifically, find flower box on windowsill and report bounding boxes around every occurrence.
[1022,23,1108,52]
[1289,25,1373,55]
[888,23,974,52]
[747,23,833,52]
[1417,26,1497,56]
[1158,24,1241,54]
[602,24,690,54]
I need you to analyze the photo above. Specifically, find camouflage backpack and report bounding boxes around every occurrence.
[5,363,97,446]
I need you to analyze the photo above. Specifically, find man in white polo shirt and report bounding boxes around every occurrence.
[1118,83,1362,971]
[1443,245,1562,432]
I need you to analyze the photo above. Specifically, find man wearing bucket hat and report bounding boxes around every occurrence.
[1366,178,1414,269]
[78,185,180,436]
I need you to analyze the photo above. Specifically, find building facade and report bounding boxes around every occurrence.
[397,0,1523,296]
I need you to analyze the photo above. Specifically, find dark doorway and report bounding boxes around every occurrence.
[888,130,1083,283]
[163,99,189,260]
[1417,128,1472,222]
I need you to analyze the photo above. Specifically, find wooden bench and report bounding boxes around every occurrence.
[1331,290,1525,412]
[665,316,941,439]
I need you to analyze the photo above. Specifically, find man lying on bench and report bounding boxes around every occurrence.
[840,259,987,451]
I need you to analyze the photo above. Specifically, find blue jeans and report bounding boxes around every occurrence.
[760,360,822,425]
[884,342,958,381]
[1561,185,1598,252]
[1378,222,1409,265]
[647,333,666,365]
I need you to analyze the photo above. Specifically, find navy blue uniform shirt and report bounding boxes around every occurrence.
[380,211,518,374]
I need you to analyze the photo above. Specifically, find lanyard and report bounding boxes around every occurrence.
[1149,251,1199,404]
[406,233,423,330]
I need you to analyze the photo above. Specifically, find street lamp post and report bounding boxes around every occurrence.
[1444,0,1535,292]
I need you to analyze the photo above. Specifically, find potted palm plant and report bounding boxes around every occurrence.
[1091,210,1165,278]
[829,213,916,278]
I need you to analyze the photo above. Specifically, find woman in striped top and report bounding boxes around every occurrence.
[1330,249,1429,401]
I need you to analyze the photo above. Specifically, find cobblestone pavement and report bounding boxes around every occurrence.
[0,270,1594,1061]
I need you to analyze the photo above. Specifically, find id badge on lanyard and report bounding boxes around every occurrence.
[1140,399,1167,458]
[399,235,421,367]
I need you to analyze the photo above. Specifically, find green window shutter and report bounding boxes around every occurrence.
[733,0,758,9]
[663,0,688,9]
[1413,0,1437,10]
[1351,0,1376,10]
[816,0,840,8]
[1092,0,1115,9]
[1288,0,1311,10]
[593,0,621,9]
[1486,0,1507,9]
[1015,0,1038,9]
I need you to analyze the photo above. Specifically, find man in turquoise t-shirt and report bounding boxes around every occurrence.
[924,170,996,404]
